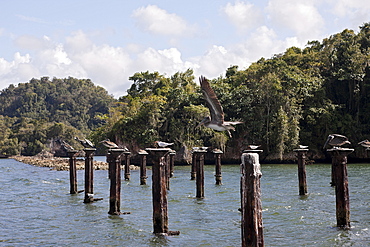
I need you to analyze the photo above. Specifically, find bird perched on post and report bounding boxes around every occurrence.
[74,137,95,148]
[358,140,370,148]
[61,140,75,151]
[155,141,174,148]
[99,139,119,149]
[197,76,243,137]
[246,145,261,150]
[323,134,351,149]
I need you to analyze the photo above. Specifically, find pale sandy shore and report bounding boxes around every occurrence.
[11,155,139,171]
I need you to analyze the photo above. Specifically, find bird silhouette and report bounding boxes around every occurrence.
[358,140,370,148]
[99,139,119,149]
[155,141,174,148]
[197,76,243,137]
[74,137,95,148]
[323,134,351,149]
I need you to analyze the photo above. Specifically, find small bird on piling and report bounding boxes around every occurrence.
[298,145,309,149]
[323,134,351,149]
[197,76,243,137]
[358,140,370,148]
[246,145,261,150]
[74,137,95,148]
[155,141,174,148]
[99,139,119,149]
[61,140,75,151]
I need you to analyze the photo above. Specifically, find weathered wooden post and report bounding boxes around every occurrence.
[241,149,264,247]
[146,148,180,236]
[123,151,131,180]
[191,151,196,180]
[213,149,223,185]
[193,149,207,199]
[327,148,353,228]
[107,149,129,215]
[138,150,148,185]
[330,158,336,186]
[293,148,308,195]
[169,150,176,178]
[67,150,80,194]
[83,148,99,203]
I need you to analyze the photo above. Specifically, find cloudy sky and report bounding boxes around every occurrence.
[1,0,369,98]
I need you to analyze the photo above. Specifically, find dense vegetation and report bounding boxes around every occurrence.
[1,23,370,162]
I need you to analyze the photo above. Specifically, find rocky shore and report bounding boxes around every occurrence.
[11,155,139,171]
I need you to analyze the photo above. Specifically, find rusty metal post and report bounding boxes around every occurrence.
[146,148,180,236]
[123,151,131,180]
[83,148,96,203]
[138,150,148,185]
[107,149,126,215]
[327,148,353,228]
[213,149,223,185]
[194,149,207,198]
[294,148,308,195]
[241,149,264,247]
[191,151,196,180]
[67,150,79,194]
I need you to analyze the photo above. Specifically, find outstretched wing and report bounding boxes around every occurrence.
[199,76,224,123]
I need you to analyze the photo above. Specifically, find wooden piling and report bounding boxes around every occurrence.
[293,148,308,195]
[327,148,353,228]
[191,152,196,180]
[107,149,126,215]
[213,149,223,185]
[193,149,207,198]
[169,151,176,178]
[83,148,97,203]
[123,151,131,180]
[138,150,148,185]
[241,149,264,247]
[146,148,180,236]
[67,150,79,194]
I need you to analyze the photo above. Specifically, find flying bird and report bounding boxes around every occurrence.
[358,140,370,148]
[74,137,95,148]
[197,76,243,137]
[155,141,174,148]
[99,139,119,149]
[323,134,351,149]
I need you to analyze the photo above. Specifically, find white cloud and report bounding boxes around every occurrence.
[132,5,196,37]
[266,0,324,42]
[222,1,263,31]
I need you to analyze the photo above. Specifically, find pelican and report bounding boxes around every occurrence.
[74,137,95,148]
[323,134,351,149]
[155,141,174,148]
[61,140,74,151]
[99,139,119,149]
[197,76,243,137]
[358,140,370,148]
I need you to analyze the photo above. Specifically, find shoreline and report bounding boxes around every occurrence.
[11,155,139,171]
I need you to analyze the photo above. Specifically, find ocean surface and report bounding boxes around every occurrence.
[1,157,369,246]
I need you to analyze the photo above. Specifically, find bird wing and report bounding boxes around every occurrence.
[199,76,224,123]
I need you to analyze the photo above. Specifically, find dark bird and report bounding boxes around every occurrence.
[323,134,351,149]
[358,140,370,148]
[155,141,174,148]
[99,139,119,149]
[61,140,75,151]
[74,137,95,148]
[197,76,243,137]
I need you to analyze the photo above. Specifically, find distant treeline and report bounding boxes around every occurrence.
[1,23,370,161]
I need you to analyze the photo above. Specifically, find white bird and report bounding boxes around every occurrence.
[197,76,243,137]
[99,139,119,149]
[155,141,174,148]
[298,145,308,149]
[75,137,95,148]
[358,140,370,148]
[247,145,261,150]
[323,134,351,149]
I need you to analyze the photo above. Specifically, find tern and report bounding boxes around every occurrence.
[155,141,174,148]
[197,76,243,137]
[323,134,351,149]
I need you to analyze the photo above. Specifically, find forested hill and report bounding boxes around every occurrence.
[0,77,115,156]
[0,77,115,131]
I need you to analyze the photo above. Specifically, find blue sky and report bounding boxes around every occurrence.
[0,0,369,97]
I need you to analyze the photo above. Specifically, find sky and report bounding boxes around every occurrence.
[0,0,370,98]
